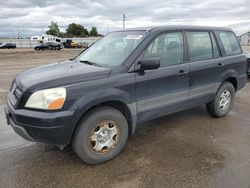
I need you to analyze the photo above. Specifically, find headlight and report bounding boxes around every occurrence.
[25,88,66,110]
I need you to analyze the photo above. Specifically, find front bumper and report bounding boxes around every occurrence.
[4,101,75,147]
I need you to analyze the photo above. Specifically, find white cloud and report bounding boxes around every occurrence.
[0,0,249,37]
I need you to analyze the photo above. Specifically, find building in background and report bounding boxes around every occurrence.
[238,32,250,46]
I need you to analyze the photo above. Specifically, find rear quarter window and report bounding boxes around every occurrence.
[218,31,242,56]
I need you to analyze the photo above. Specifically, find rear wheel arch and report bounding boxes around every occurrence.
[206,81,235,117]
[224,77,238,91]
[218,70,238,92]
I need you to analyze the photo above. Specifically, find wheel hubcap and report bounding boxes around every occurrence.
[219,89,231,111]
[89,120,119,153]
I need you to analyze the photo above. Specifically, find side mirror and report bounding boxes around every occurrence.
[138,58,160,71]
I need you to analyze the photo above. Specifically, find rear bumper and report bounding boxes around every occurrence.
[247,64,250,76]
[238,73,248,90]
[247,57,250,76]
[4,101,75,147]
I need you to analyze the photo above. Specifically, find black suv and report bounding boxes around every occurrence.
[0,43,16,49]
[5,26,247,164]
[34,42,62,50]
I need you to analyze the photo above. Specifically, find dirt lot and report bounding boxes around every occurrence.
[0,48,250,188]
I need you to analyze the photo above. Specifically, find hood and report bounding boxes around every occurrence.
[15,60,111,91]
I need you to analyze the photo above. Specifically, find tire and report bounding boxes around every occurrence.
[206,81,235,118]
[72,106,128,165]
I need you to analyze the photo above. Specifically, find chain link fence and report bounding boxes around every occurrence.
[0,37,101,48]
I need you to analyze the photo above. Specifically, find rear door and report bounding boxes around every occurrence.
[135,31,190,122]
[186,30,224,106]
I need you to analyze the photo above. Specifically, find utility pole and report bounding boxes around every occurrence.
[122,14,126,29]
[107,24,109,33]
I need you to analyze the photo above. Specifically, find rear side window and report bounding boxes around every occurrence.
[218,31,241,56]
[144,32,184,67]
[187,31,213,61]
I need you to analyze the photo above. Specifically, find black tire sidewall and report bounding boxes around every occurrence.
[214,82,235,117]
[72,107,128,164]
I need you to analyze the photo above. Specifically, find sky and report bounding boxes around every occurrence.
[0,0,250,38]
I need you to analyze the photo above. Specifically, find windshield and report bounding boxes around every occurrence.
[77,31,145,67]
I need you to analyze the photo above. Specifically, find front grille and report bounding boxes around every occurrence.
[9,82,22,107]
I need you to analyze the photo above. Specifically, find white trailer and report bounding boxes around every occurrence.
[31,34,61,43]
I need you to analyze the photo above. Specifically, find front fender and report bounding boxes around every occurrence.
[68,88,137,141]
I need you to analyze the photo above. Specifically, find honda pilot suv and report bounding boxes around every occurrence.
[5,26,247,164]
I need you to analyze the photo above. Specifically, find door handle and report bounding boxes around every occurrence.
[177,70,186,76]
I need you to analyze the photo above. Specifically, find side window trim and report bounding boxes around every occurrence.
[183,30,189,62]
[209,31,222,58]
[142,30,185,68]
[209,32,215,58]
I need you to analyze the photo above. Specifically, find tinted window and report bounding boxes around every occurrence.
[210,32,220,58]
[218,31,241,56]
[144,32,184,67]
[187,32,213,61]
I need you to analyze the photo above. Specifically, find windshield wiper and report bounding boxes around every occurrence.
[69,57,76,61]
[79,60,102,67]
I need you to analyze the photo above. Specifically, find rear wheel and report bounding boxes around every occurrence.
[72,106,128,164]
[206,81,235,117]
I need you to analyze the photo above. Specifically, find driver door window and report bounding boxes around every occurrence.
[144,32,184,67]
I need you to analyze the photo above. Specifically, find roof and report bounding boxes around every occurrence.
[115,25,232,32]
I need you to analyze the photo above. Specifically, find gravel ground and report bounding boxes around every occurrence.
[0,48,250,188]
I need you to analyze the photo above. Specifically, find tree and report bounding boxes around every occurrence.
[46,21,60,36]
[66,23,89,37]
[58,32,66,38]
[89,26,98,36]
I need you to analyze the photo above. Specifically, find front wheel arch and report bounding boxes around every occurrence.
[70,99,136,145]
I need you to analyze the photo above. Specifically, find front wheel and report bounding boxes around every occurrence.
[72,106,128,165]
[206,82,235,117]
